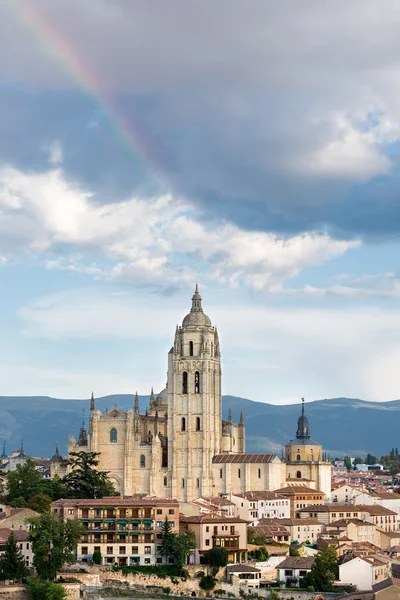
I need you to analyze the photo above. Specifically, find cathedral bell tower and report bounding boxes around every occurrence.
[167,285,221,501]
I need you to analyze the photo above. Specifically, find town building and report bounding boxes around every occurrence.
[267,518,323,544]
[0,507,39,530]
[179,512,248,564]
[226,564,261,588]
[252,521,291,544]
[274,485,324,518]
[373,578,400,600]
[276,556,315,587]
[229,491,290,525]
[0,528,33,568]
[53,287,331,501]
[51,496,179,566]
[338,555,391,591]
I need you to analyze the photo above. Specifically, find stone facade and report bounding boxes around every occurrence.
[54,286,331,501]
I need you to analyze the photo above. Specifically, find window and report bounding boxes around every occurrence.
[211,342,214,357]
[182,478,185,488]
[196,478,200,488]
[220,469,223,479]
[238,468,241,478]
[296,471,301,479]
[206,526,209,532]
[145,546,151,554]
[110,428,117,443]
[157,521,163,527]
[145,558,151,564]
[205,539,210,546]
[81,547,88,555]
[164,476,167,486]
[189,341,194,356]
[297,454,301,461]
[182,371,188,394]
[119,546,126,555]
[169,509,175,515]
[157,509,162,515]
[258,468,261,479]
[140,454,146,468]
[68,509,74,515]
[196,417,201,431]
[181,417,186,432]
[194,371,200,394]
[132,546,138,554]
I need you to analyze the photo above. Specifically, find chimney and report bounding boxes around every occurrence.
[5,505,11,517]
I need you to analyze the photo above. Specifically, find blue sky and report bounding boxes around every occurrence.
[1,0,400,403]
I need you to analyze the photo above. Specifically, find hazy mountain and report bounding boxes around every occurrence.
[0,394,399,459]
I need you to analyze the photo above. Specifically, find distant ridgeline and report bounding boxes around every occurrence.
[0,394,399,459]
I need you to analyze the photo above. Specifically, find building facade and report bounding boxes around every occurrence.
[52,497,179,566]
[55,287,331,500]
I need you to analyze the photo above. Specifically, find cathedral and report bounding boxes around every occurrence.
[52,286,331,500]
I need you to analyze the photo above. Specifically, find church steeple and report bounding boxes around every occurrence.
[191,284,203,312]
[1,440,7,459]
[296,397,311,439]
[134,392,139,414]
[90,392,95,412]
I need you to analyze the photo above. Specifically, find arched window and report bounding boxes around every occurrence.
[182,478,185,488]
[140,455,146,468]
[194,371,200,394]
[189,341,194,356]
[181,417,186,432]
[182,371,188,394]
[196,417,201,431]
[110,428,117,443]
[297,454,301,461]
[296,471,302,479]
[210,342,214,357]
[196,478,200,488]
[164,476,167,487]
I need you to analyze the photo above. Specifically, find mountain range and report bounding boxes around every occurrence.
[0,394,398,460]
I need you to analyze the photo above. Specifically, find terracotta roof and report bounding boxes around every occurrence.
[372,577,400,593]
[277,556,315,570]
[180,513,248,524]
[213,453,275,464]
[262,518,323,527]
[373,492,400,500]
[0,528,29,541]
[236,491,285,501]
[227,564,261,573]
[355,504,397,516]
[274,485,324,495]
[329,518,372,527]
[51,496,179,507]
[254,523,290,537]
[298,504,361,513]
[199,496,235,506]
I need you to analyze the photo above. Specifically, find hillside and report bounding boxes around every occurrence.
[0,394,399,459]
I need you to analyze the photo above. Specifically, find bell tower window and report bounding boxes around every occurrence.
[296,471,302,479]
[297,454,301,461]
[182,371,188,394]
[211,342,214,357]
[181,417,186,432]
[189,341,194,356]
[110,428,117,443]
[196,417,201,431]
[194,371,200,394]
[140,455,146,468]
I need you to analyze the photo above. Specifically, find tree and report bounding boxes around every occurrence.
[204,547,228,567]
[61,451,116,499]
[6,460,43,503]
[366,453,377,466]
[353,457,364,465]
[26,578,67,600]
[199,574,216,592]
[92,549,102,565]
[170,529,195,570]
[302,546,338,592]
[343,456,352,471]
[159,517,175,560]
[28,513,85,580]
[28,493,52,514]
[0,531,29,583]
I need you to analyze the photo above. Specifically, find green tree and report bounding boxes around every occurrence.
[6,460,43,503]
[170,529,195,570]
[92,549,102,565]
[204,547,228,567]
[26,578,67,600]
[366,453,377,466]
[10,496,28,508]
[28,493,52,514]
[159,517,175,560]
[199,574,216,591]
[353,457,364,465]
[343,456,352,471]
[302,546,338,592]
[61,451,116,499]
[0,531,29,583]
[28,513,84,580]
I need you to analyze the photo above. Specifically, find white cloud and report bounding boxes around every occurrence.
[17,289,400,402]
[300,273,400,299]
[48,141,63,166]
[0,163,359,290]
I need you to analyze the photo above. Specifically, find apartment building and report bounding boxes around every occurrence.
[270,517,324,544]
[179,512,248,563]
[0,528,33,568]
[52,496,179,566]
[338,555,391,591]
[229,491,290,525]
[274,485,325,518]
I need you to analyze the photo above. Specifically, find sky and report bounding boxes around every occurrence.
[1,0,400,404]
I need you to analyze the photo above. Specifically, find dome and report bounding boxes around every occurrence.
[156,387,168,404]
[182,284,212,328]
[296,414,311,438]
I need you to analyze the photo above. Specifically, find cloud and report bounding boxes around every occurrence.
[301,273,400,299]
[48,141,63,166]
[0,162,358,290]
[17,289,400,402]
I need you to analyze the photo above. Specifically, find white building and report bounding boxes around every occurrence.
[229,491,290,525]
[277,556,315,587]
[354,492,400,518]
[0,528,34,568]
[339,555,391,591]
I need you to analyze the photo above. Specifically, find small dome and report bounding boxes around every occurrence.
[182,284,212,328]
[156,388,168,404]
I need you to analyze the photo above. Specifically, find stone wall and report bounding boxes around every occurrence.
[0,585,27,600]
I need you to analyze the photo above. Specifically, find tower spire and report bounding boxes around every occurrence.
[302,397,305,416]
[1,440,6,459]
[228,408,232,424]
[191,284,203,313]
[239,411,244,426]
[134,391,139,414]
[90,392,95,411]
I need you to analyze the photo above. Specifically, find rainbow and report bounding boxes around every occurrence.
[9,0,165,189]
